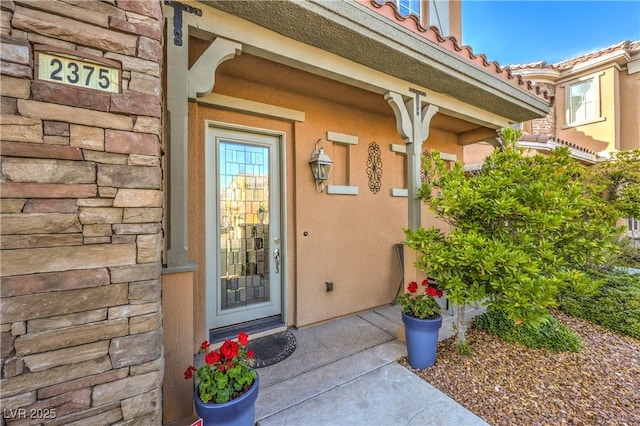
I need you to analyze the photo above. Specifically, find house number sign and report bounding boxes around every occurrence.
[36,48,121,94]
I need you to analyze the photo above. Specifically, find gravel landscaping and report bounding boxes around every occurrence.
[402,311,640,425]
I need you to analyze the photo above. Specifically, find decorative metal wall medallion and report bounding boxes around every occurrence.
[366,142,382,194]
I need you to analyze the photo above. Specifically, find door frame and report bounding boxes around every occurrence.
[204,121,288,332]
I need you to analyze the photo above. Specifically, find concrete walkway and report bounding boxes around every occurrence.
[255,304,489,426]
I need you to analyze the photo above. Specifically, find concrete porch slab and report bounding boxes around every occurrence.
[254,304,489,426]
[258,362,488,426]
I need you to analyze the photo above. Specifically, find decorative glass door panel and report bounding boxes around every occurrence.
[206,126,282,330]
[219,142,270,310]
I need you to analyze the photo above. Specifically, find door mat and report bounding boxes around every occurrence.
[246,330,296,368]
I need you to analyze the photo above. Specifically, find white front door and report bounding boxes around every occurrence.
[206,125,283,331]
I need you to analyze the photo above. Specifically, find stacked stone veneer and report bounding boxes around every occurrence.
[1,1,164,424]
[530,82,556,136]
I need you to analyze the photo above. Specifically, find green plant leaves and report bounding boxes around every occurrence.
[407,128,624,328]
[473,309,582,352]
[194,337,257,404]
[560,270,640,339]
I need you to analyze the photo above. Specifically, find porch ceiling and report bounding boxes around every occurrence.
[216,52,487,139]
[199,0,550,124]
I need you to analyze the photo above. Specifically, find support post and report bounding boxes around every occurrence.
[166,3,242,267]
[385,90,438,230]
[166,7,190,267]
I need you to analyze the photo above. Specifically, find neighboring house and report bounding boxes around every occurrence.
[518,40,640,154]
[465,40,640,236]
[0,0,550,424]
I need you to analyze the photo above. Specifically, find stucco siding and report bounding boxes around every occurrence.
[188,54,458,328]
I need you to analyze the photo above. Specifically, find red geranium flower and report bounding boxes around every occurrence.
[220,340,239,359]
[397,278,442,320]
[184,366,196,379]
[205,350,220,365]
[238,332,249,346]
[184,331,256,404]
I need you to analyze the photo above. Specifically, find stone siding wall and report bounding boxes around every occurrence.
[530,82,556,136]
[0,1,164,424]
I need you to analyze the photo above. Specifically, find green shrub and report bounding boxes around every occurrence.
[406,128,623,351]
[560,271,640,339]
[456,341,474,356]
[473,309,582,352]
[615,237,640,268]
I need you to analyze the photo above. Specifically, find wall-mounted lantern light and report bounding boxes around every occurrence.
[309,139,333,192]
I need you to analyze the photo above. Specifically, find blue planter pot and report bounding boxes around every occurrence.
[194,373,259,426]
[402,313,442,369]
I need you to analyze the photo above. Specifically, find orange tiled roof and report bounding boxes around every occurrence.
[508,61,548,71]
[520,134,597,155]
[553,40,640,70]
[550,136,597,155]
[363,0,551,102]
[510,40,640,71]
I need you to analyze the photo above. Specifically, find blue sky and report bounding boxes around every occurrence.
[462,1,640,66]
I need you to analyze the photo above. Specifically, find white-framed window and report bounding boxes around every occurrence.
[628,217,639,232]
[393,1,451,36]
[569,79,595,122]
[562,73,603,127]
[396,0,421,18]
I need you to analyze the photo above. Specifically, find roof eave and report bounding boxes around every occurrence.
[200,0,550,123]
[511,68,561,84]
[557,50,632,77]
[518,138,597,165]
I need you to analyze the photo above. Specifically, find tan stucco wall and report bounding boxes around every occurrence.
[619,67,640,151]
[463,142,494,165]
[556,67,617,152]
[187,54,460,330]
[449,0,462,42]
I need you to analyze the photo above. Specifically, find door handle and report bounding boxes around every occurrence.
[274,248,280,274]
